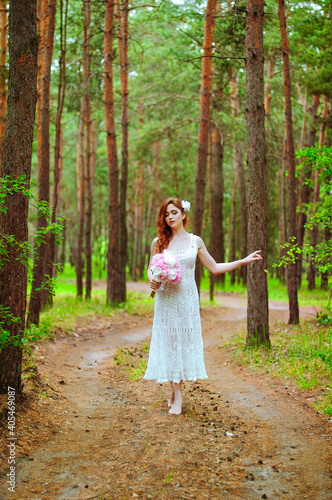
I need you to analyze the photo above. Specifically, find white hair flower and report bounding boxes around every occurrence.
[181,200,190,213]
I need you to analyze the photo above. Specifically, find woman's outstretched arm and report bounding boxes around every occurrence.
[196,236,262,275]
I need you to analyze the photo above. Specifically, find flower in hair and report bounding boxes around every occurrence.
[182,200,190,213]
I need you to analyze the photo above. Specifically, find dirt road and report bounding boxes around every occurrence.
[0,288,331,499]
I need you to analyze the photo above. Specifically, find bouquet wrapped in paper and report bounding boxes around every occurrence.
[149,252,182,298]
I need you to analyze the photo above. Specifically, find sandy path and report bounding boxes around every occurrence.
[0,288,331,499]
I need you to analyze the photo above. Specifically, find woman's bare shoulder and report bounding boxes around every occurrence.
[193,235,204,248]
[151,237,158,251]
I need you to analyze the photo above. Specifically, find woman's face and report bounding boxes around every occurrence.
[165,203,185,229]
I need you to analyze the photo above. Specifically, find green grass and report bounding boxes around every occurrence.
[114,345,149,381]
[229,322,332,415]
[200,273,330,309]
[53,264,331,309]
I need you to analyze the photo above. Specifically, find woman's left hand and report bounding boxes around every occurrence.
[150,279,162,291]
[243,250,263,264]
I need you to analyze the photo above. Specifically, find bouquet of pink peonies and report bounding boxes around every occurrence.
[149,252,182,298]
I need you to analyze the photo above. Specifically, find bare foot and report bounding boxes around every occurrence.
[169,386,182,415]
[169,401,182,415]
[167,390,174,407]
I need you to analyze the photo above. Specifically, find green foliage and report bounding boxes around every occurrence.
[0,176,66,270]
[273,236,302,268]
[231,321,332,414]
[0,306,23,351]
[0,305,56,353]
[317,307,332,327]
[0,175,65,351]
[0,175,31,212]
[273,146,332,287]
[296,146,332,274]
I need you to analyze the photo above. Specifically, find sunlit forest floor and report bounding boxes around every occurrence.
[1,271,332,498]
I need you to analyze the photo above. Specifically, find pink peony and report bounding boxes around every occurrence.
[149,253,182,297]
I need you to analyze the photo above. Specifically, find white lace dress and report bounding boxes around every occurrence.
[144,234,208,384]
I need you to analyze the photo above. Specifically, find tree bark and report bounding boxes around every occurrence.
[193,0,217,292]
[104,0,121,304]
[46,0,68,301]
[208,129,214,301]
[0,0,7,171]
[264,56,276,121]
[278,0,299,325]
[230,176,238,286]
[132,103,144,282]
[210,124,225,286]
[83,0,93,300]
[0,0,38,392]
[76,98,85,298]
[245,0,269,347]
[277,134,287,284]
[46,0,69,304]
[60,211,66,269]
[132,162,144,281]
[230,67,247,284]
[116,0,129,302]
[28,0,56,326]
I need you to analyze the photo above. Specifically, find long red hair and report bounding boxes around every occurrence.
[156,197,190,253]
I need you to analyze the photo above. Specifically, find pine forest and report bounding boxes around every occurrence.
[1,0,332,385]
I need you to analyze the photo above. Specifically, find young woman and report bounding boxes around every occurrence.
[143,197,262,415]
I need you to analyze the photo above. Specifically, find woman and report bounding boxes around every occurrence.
[144,197,262,415]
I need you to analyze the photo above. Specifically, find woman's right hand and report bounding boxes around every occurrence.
[150,279,162,291]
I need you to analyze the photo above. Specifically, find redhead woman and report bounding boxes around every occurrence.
[143,197,262,415]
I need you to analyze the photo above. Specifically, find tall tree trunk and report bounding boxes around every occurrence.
[60,209,66,269]
[0,0,7,171]
[235,142,247,284]
[245,0,269,347]
[230,176,238,286]
[52,129,64,277]
[152,142,161,207]
[82,0,93,299]
[278,135,288,284]
[297,94,320,287]
[264,56,276,121]
[209,122,224,290]
[299,86,308,150]
[104,0,120,304]
[132,162,144,281]
[141,189,154,277]
[0,0,38,392]
[307,95,328,290]
[116,0,129,302]
[230,67,247,285]
[76,98,85,297]
[278,0,299,325]
[193,0,217,292]
[46,0,68,303]
[208,129,214,301]
[28,0,56,326]
[132,103,144,281]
